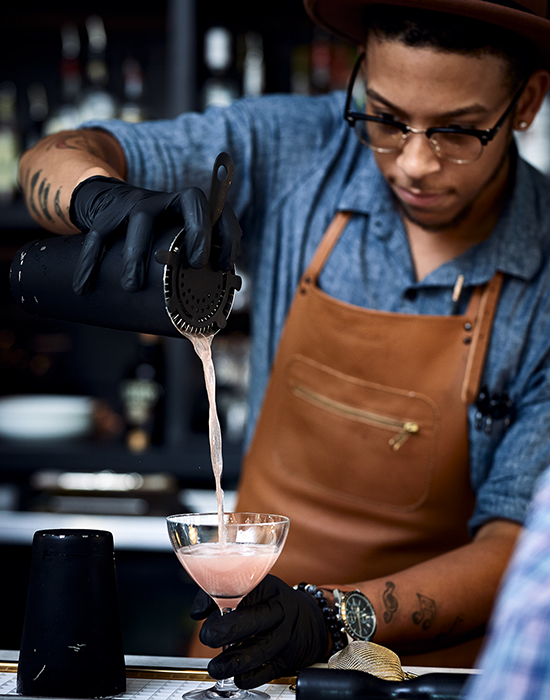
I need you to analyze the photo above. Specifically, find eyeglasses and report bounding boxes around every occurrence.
[344,53,527,164]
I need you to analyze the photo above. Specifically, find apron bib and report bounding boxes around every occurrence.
[236,212,502,666]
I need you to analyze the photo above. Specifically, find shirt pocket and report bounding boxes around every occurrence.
[275,354,439,510]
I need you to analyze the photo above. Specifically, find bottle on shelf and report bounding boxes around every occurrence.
[201,26,239,110]
[119,334,165,454]
[119,57,145,123]
[212,334,251,444]
[291,45,311,95]
[242,32,265,98]
[310,28,331,94]
[25,83,49,149]
[0,81,19,206]
[78,15,117,122]
[43,22,83,135]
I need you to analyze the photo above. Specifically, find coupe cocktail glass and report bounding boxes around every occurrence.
[166,512,290,700]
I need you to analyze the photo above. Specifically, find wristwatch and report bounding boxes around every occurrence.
[333,589,377,642]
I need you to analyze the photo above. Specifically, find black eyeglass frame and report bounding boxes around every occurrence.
[344,53,528,162]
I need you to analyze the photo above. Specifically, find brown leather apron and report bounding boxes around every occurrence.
[236,211,503,667]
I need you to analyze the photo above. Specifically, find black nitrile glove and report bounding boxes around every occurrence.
[69,176,241,294]
[189,575,329,689]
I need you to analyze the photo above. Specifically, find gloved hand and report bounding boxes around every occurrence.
[190,575,330,689]
[69,176,241,294]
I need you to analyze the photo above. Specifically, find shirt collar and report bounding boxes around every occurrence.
[337,148,388,216]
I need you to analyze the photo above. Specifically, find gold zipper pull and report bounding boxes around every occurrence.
[389,421,419,451]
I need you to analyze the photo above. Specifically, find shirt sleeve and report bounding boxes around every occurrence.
[468,264,550,533]
[80,92,344,229]
[463,465,550,700]
[470,398,550,531]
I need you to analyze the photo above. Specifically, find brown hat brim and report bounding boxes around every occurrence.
[304,0,550,68]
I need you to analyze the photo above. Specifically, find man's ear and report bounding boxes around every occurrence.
[514,69,550,131]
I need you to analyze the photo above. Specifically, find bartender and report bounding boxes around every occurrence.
[17,0,550,688]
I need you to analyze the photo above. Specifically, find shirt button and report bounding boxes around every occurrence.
[404,288,417,301]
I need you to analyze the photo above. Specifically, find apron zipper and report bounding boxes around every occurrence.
[291,385,420,451]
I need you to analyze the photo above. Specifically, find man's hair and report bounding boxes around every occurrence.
[363,4,539,89]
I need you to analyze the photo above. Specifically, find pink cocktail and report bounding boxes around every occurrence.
[166,512,290,700]
[177,542,281,611]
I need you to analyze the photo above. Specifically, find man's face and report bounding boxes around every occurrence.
[365,36,515,232]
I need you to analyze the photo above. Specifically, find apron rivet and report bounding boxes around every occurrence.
[463,336,472,344]
[464,322,472,331]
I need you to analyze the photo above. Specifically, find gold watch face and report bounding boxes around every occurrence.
[341,591,376,641]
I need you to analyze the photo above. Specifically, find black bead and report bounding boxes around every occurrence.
[300,582,348,652]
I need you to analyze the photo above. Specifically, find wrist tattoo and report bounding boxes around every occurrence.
[412,593,437,631]
[382,581,399,624]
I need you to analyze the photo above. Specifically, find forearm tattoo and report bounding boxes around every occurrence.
[23,133,103,227]
[412,593,437,630]
[23,167,68,227]
[382,581,399,624]
[45,132,103,157]
[432,615,466,644]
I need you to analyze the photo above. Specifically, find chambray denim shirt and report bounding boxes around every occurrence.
[85,91,550,533]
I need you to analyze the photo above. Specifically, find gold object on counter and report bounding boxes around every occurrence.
[328,640,417,681]
[0,662,296,686]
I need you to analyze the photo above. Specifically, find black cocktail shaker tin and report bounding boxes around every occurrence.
[9,153,241,338]
[17,529,126,698]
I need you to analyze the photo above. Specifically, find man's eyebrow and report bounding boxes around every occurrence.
[365,86,490,119]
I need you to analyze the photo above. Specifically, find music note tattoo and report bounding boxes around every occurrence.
[412,593,437,630]
[383,581,399,624]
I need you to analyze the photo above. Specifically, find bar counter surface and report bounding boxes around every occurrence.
[0,650,478,699]
[0,651,295,700]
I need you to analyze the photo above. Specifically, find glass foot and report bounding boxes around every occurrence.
[183,687,269,699]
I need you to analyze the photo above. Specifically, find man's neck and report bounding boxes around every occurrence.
[405,215,498,281]
[405,152,513,281]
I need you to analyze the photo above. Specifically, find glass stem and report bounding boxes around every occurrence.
[212,606,241,697]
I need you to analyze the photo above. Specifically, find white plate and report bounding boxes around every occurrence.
[0,395,94,440]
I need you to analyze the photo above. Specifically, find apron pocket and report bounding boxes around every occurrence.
[276,355,439,510]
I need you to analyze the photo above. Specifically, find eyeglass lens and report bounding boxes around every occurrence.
[353,120,484,163]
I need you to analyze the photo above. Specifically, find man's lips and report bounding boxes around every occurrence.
[393,184,449,209]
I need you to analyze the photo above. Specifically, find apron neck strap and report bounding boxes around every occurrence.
[461,271,504,404]
[302,211,352,283]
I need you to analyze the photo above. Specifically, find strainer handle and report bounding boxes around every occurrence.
[209,152,235,226]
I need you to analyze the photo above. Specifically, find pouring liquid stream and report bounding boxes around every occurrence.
[190,334,227,546]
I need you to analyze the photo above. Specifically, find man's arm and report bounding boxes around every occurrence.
[340,518,521,654]
[18,129,126,235]
[193,518,522,688]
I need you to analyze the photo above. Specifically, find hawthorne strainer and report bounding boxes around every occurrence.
[155,152,242,338]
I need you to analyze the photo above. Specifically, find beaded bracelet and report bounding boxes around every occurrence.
[295,582,348,653]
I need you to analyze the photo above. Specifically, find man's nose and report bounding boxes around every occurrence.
[395,133,442,180]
